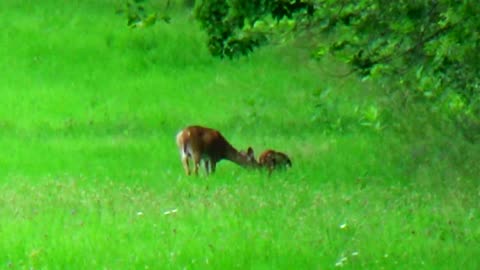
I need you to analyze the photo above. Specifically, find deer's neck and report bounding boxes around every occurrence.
[224,145,248,167]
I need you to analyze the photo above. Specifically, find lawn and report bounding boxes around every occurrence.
[0,1,479,269]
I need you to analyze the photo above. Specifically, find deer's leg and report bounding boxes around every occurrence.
[181,152,191,175]
[211,160,217,174]
[268,161,275,176]
[193,153,201,176]
[204,160,211,175]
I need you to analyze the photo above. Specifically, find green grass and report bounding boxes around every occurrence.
[0,1,479,269]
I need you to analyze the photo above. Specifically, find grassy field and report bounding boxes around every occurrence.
[1,1,479,269]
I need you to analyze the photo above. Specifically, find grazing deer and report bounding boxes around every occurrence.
[176,125,258,175]
[258,149,292,175]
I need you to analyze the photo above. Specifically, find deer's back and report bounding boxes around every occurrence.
[177,126,230,159]
[259,150,292,168]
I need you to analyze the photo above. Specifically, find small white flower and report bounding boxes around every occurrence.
[335,254,348,267]
[164,208,178,215]
[137,211,144,216]
[339,223,347,229]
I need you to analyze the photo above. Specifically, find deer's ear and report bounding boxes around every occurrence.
[247,147,254,157]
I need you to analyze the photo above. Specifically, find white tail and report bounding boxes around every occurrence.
[258,149,292,175]
[176,125,258,175]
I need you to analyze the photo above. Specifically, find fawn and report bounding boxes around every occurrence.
[258,149,292,175]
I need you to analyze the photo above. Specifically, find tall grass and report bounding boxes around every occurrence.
[0,0,479,269]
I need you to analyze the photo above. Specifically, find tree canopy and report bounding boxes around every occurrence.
[124,0,480,140]
[193,0,480,140]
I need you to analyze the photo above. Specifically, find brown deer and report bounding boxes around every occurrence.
[258,149,292,175]
[176,125,258,175]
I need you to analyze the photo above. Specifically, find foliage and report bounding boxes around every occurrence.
[313,0,480,139]
[311,87,384,134]
[119,0,480,140]
[194,0,315,58]
[118,0,171,28]
[193,0,480,140]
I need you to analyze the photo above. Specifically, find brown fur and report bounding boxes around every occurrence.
[258,149,292,175]
[176,125,258,175]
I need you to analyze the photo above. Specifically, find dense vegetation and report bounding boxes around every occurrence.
[193,0,480,141]
[0,0,479,269]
